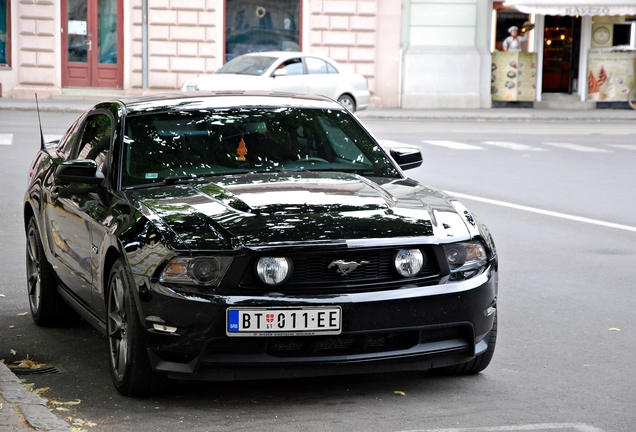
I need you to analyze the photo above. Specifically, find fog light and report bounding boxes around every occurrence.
[394,249,424,277]
[256,257,291,285]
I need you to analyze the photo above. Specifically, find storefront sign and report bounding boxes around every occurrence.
[564,6,611,15]
[504,0,636,16]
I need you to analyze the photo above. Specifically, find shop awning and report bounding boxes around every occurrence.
[503,0,636,16]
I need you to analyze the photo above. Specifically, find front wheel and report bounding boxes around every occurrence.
[337,94,356,112]
[628,86,636,110]
[26,218,79,326]
[107,259,166,396]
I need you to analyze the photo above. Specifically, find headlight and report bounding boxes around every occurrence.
[256,257,292,285]
[394,249,424,277]
[442,241,488,281]
[160,256,233,286]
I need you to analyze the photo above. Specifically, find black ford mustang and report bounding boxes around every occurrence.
[24,92,498,396]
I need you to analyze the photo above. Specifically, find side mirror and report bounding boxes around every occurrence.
[55,159,105,185]
[390,148,423,171]
[273,68,288,78]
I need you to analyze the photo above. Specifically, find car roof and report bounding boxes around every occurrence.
[236,51,342,68]
[239,51,326,60]
[101,91,345,116]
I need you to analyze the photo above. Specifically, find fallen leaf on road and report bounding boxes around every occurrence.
[69,418,97,427]
[34,387,50,396]
[9,325,15,329]
[10,349,16,355]
[56,407,71,412]
[609,328,621,332]
[50,399,82,406]
[17,312,28,316]
[394,390,406,396]
[11,358,46,369]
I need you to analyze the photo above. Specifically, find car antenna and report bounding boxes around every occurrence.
[35,93,48,153]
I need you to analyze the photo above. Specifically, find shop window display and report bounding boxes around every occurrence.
[225,0,300,62]
[587,16,636,102]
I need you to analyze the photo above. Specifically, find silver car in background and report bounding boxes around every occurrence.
[180,51,371,112]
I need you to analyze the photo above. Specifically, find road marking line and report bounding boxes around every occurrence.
[378,139,417,148]
[481,141,547,151]
[542,142,611,153]
[607,144,636,151]
[395,422,605,432]
[422,140,484,150]
[446,191,636,233]
[0,134,12,145]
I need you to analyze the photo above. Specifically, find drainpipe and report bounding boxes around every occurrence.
[142,0,148,91]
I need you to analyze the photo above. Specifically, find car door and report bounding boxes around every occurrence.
[44,112,113,309]
[306,57,340,99]
[270,57,310,94]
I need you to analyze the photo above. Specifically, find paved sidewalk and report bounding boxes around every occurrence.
[0,363,70,432]
[0,96,635,121]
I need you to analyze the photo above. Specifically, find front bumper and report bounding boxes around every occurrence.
[136,265,498,380]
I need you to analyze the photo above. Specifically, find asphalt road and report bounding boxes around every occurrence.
[1,111,635,432]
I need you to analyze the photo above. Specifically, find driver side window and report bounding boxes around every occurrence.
[279,58,303,75]
[76,114,112,176]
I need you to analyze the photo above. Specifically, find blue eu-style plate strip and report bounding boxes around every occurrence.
[227,309,239,332]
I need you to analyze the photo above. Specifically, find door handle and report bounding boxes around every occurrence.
[86,40,92,51]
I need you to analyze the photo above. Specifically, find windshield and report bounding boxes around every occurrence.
[215,56,277,76]
[121,107,400,188]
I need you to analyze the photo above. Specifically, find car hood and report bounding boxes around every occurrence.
[127,172,473,251]
[190,74,272,91]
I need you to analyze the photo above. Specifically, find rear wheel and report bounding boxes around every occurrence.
[628,86,636,110]
[431,313,497,375]
[107,258,166,396]
[337,94,356,112]
[25,218,79,326]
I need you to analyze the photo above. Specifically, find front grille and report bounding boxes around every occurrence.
[238,246,440,292]
[204,326,470,361]
[267,332,416,357]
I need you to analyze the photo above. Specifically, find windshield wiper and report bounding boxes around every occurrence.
[163,175,205,185]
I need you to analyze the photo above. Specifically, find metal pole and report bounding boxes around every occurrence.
[142,0,148,90]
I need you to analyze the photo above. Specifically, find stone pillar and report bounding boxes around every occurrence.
[401,0,492,108]
[13,0,61,99]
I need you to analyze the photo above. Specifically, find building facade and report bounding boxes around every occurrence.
[1,0,634,108]
[0,0,402,108]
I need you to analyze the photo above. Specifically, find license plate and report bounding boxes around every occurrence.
[226,307,342,337]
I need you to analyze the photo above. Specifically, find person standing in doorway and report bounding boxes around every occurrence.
[503,26,527,52]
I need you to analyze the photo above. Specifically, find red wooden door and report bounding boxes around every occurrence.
[62,0,122,88]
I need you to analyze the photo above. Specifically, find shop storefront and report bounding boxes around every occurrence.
[492,0,636,106]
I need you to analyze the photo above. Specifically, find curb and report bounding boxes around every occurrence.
[1,99,635,121]
[0,363,70,432]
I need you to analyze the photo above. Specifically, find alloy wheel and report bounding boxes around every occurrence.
[108,274,129,382]
[26,224,42,314]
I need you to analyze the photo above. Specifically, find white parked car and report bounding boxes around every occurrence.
[180,51,370,112]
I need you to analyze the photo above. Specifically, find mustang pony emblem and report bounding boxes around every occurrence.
[328,260,370,276]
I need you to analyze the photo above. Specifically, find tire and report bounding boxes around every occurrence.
[431,313,497,375]
[26,218,79,326]
[337,94,356,112]
[107,258,166,396]
[628,86,636,110]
